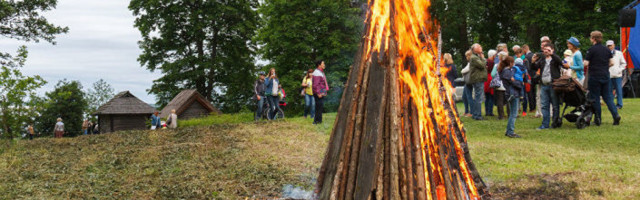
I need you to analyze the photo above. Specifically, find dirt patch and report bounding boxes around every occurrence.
[490,172,582,200]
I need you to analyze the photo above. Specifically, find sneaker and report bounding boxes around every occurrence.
[613,116,621,125]
[506,133,522,138]
[522,112,527,117]
[617,106,622,110]
[473,117,484,121]
[594,118,601,126]
[536,126,549,130]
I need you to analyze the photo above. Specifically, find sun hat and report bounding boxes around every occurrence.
[567,37,580,48]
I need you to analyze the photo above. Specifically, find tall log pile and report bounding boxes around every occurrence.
[315,1,489,199]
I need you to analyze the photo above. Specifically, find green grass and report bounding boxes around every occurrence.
[0,113,335,199]
[461,99,640,199]
[1,98,638,199]
[179,112,254,127]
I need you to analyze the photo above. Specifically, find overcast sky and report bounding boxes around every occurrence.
[0,0,161,103]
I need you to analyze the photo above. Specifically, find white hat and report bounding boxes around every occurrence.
[606,40,615,46]
[488,50,497,58]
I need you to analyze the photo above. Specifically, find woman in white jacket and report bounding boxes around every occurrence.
[607,40,627,109]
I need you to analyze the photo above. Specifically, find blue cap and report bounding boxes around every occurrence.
[515,58,524,66]
[258,71,266,75]
[567,37,580,48]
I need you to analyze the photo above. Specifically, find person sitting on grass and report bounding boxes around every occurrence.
[499,56,522,138]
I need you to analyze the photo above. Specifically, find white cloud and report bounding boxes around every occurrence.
[0,0,161,103]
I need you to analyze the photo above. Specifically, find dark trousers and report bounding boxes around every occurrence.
[484,92,494,116]
[314,94,324,123]
[527,84,537,111]
[29,134,33,140]
[521,91,528,113]
[494,90,506,119]
[589,76,619,120]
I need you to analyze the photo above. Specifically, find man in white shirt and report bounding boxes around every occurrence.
[606,40,627,109]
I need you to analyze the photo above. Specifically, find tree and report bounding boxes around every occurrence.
[256,0,362,113]
[0,0,68,61]
[0,47,47,139]
[37,80,87,137]
[129,0,260,112]
[85,79,115,119]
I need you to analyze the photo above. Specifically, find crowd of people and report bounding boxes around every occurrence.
[253,60,330,124]
[458,30,626,138]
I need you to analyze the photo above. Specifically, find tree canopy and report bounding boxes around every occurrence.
[37,80,87,137]
[256,0,362,113]
[129,0,260,112]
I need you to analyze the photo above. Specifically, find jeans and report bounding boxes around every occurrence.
[304,94,316,117]
[589,76,619,120]
[267,95,280,119]
[540,85,560,128]
[472,82,484,119]
[506,97,520,135]
[484,92,494,116]
[255,95,265,120]
[494,90,505,119]
[314,94,325,123]
[610,77,623,108]
[463,84,473,114]
[83,129,88,135]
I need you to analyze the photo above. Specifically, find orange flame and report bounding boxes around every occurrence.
[365,0,478,199]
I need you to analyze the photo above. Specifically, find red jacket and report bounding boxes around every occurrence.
[312,68,329,96]
[484,59,494,94]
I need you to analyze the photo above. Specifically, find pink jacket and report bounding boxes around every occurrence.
[312,68,329,96]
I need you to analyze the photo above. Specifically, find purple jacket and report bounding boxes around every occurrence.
[312,68,329,96]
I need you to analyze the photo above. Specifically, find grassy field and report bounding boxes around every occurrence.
[462,99,640,199]
[0,99,638,199]
[0,113,334,199]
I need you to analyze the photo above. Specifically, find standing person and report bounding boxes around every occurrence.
[515,58,529,116]
[312,60,329,124]
[461,50,474,117]
[469,44,488,120]
[533,44,566,130]
[523,44,537,114]
[82,119,89,135]
[484,50,497,117]
[253,71,266,121]
[167,109,178,129]
[492,52,508,120]
[265,68,281,120]
[607,40,627,109]
[499,56,522,138]
[566,37,585,85]
[534,38,552,118]
[150,111,161,130]
[27,124,35,140]
[443,53,457,88]
[584,31,621,126]
[301,69,315,119]
[54,118,64,138]
[513,45,525,60]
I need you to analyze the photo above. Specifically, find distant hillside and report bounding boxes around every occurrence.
[0,114,334,199]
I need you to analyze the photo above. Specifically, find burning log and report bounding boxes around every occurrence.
[315,0,489,199]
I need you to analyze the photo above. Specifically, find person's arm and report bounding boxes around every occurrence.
[491,65,498,78]
[570,53,584,71]
[301,78,308,87]
[470,56,485,70]
[619,52,627,69]
[265,78,272,88]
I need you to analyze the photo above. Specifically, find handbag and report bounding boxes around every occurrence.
[489,72,503,88]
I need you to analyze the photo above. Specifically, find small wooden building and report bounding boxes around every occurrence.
[160,89,221,120]
[93,91,156,133]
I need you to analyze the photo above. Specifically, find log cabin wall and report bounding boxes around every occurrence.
[179,101,209,120]
[98,114,149,133]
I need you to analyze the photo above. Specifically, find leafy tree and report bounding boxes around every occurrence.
[38,80,87,137]
[0,0,68,61]
[257,0,361,114]
[85,79,115,119]
[129,0,260,112]
[0,47,47,138]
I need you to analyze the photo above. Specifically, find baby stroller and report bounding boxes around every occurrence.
[556,77,594,129]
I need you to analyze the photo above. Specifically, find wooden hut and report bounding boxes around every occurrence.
[160,89,221,120]
[93,91,156,133]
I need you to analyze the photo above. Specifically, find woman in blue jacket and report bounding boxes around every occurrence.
[264,68,281,119]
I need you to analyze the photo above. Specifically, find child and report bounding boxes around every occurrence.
[514,58,528,116]
[499,56,522,138]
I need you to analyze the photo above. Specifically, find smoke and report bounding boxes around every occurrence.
[281,184,314,200]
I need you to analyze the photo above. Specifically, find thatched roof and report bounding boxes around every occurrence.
[159,89,221,118]
[93,91,156,115]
